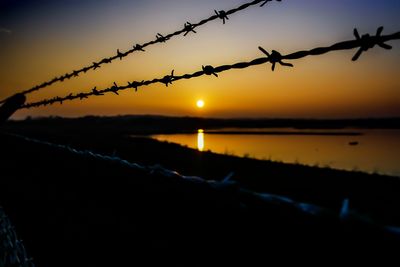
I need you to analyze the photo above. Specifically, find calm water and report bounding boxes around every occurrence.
[151,129,400,177]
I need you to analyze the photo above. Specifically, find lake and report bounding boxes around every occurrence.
[151,128,400,177]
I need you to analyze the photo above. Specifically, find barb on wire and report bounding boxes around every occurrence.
[133,44,145,52]
[111,82,120,95]
[156,33,170,43]
[92,62,101,70]
[0,0,282,105]
[258,47,293,71]
[92,87,104,96]
[1,207,35,267]
[4,131,400,237]
[184,22,197,36]
[352,26,393,61]
[128,81,144,92]
[161,70,175,87]
[214,10,229,24]
[202,65,219,77]
[117,49,125,60]
[21,27,400,110]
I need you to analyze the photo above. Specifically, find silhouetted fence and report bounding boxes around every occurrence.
[20,27,400,109]
[0,0,281,104]
[0,207,34,267]
[3,132,400,237]
[2,2,400,266]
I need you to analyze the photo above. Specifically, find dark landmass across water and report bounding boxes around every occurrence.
[5,115,400,136]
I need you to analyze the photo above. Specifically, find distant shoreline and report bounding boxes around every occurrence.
[4,115,400,137]
[154,130,363,136]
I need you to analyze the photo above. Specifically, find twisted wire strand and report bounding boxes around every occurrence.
[21,27,400,109]
[3,131,400,236]
[0,0,281,104]
[0,207,35,267]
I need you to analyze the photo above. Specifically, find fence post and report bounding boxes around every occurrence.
[0,94,26,125]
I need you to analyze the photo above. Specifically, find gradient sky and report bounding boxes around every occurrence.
[0,0,399,119]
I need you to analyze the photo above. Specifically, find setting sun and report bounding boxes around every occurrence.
[196,100,205,109]
[0,0,399,261]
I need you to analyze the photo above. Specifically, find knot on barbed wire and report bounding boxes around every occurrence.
[161,70,175,87]
[117,49,125,60]
[15,26,400,110]
[72,70,80,77]
[46,99,54,106]
[202,65,218,77]
[78,93,88,100]
[92,87,104,96]
[128,81,144,92]
[184,22,197,36]
[0,208,35,267]
[0,0,291,104]
[110,82,120,95]
[214,10,229,24]
[92,62,101,70]
[66,93,74,101]
[156,33,170,43]
[133,44,145,52]
[54,97,63,105]
[100,58,112,64]
[352,26,393,61]
[260,0,282,7]
[258,47,293,71]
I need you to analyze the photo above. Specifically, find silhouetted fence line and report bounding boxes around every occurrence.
[21,27,400,109]
[0,0,282,105]
[0,207,35,267]
[3,131,400,238]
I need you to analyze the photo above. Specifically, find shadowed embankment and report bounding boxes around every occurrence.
[1,122,400,266]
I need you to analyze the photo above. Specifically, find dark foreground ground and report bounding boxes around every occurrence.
[1,117,400,265]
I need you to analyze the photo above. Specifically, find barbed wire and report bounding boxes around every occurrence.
[3,131,400,236]
[0,207,35,267]
[0,0,282,104]
[21,27,400,109]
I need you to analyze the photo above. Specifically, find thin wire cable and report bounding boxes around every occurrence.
[21,27,400,109]
[0,207,35,267]
[0,0,281,104]
[3,131,400,235]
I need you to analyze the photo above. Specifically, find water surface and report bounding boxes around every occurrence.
[151,129,400,177]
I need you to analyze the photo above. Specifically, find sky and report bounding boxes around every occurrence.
[0,0,399,119]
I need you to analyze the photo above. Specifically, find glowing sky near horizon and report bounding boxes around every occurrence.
[0,0,399,119]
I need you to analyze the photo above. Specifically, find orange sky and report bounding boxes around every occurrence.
[0,0,399,119]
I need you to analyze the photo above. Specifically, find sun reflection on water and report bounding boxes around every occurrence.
[151,129,400,177]
[197,129,204,151]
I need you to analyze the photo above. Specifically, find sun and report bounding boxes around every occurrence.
[196,100,205,109]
